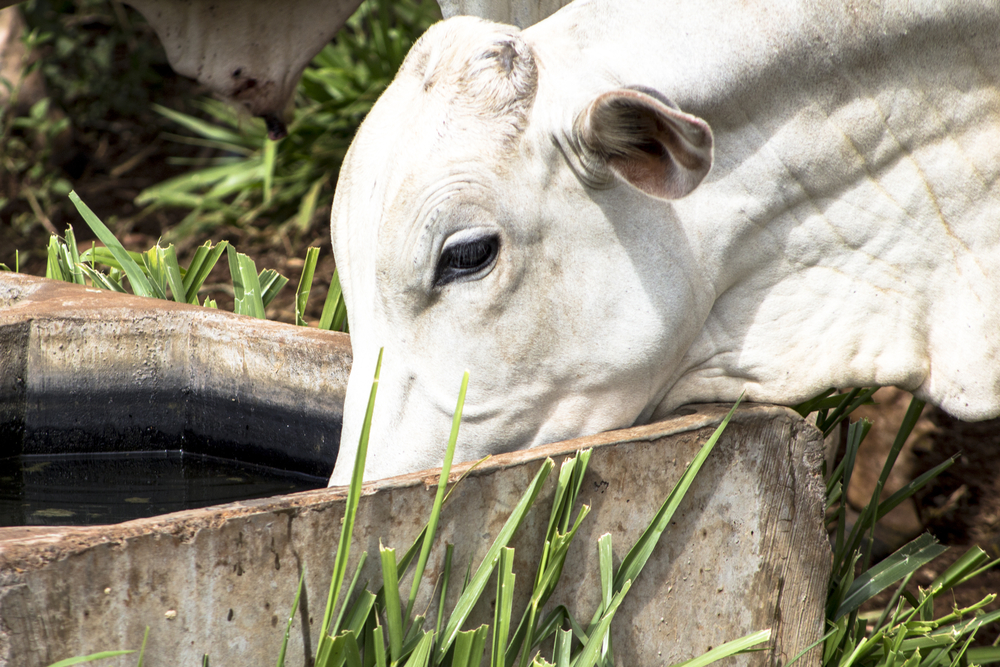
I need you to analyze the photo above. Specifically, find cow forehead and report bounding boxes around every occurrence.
[335,16,543,274]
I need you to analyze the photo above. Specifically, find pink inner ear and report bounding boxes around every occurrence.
[582,89,714,200]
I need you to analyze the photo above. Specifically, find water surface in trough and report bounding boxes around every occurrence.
[0,451,327,526]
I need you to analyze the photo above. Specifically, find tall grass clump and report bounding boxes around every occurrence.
[793,390,1000,667]
[21,191,349,331]
[296,366,764,667]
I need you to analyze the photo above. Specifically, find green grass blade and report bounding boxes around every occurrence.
[46,235,67,281]
[141,247,168,298]
[452,626,489,667]
[611,397,741,598]
[227,245,246,306]
[297,179,324,232]
[597,533,613,665]
[227,247,267,318]
[77,263,126,292]
[183,241,228,304]
[296,247,321,325]
[436,543,454,639]
[820,388,878,437]
[276,571,306,667]
[152,103,250,146]
[45,652,135,667]
[529,607,573,650]
[372,623,387,667]
[834,419,871,559]
[80,246,145,273]
[570,580,632,667]
[69,191,158,298]
[259,268,289,309]
[667,629,772,667]
[333,552,369,635]
[402,631,435,667]
[136,626,149,667]
[403,616,427,650]
[554,629,572,667]
[793,388,838,417]
[380,543,404,659]
[926,545,991,595]
[406,371,470,619]
[323,632,363,667]
[344,590,377,638]
[320,268,348,332]
[835,534,947,619]
[968,647,1000,665]
[318,350,383,659]
[162,245,187,303]
[263,139,277,202]
[62,226,84,284]
[875,457,956,525]
[492,547,516,667]
[436,458,555,664]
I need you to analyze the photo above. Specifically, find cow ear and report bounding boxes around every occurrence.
[576,88,713,199]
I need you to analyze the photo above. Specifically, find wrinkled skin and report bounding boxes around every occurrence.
[329,0,1000,485]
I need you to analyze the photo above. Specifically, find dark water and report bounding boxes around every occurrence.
[0,451,327,526]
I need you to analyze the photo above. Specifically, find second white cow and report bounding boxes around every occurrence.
[328,0,1000,485]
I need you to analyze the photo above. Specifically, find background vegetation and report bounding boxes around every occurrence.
[3,0,1000,663]
[2,0,440,322]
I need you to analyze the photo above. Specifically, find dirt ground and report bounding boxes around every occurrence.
[893,408,1000,644]
[2,8,998,648]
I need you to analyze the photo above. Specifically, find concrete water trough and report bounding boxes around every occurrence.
[0,273,831,666]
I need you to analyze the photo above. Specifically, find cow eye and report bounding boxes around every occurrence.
[435,234,500,287]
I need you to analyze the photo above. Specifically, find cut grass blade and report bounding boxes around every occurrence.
[296,247,321,325]
[380,543,405,659]
[45,652,135,667]
[183,241,229,304]
[435,458,555,664]
[69,191,160,298]
[406,371,470,620]
[402,631,435,667]
[320,268,349,332]
[318,349,383,661]
[332,552,369,637]
[436,543,455,639]
[570,579,631,667]
[276,571,306,667]
[492,547,516,667]
[453,626,489,667]
[227,245,267,318]
[669,630,773,667]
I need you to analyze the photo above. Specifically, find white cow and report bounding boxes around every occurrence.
[328,0,1000,485]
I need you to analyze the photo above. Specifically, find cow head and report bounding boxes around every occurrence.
[328,17,714,485]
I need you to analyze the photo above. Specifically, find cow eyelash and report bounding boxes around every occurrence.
[434,234,500,287]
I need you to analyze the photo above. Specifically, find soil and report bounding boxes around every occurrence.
[876,409,1000,646]
[2,4,998,650]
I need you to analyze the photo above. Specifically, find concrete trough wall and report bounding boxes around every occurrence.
[0,274,831,666]
[0,272,351,477]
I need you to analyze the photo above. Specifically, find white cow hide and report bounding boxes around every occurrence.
[329,0,1000,485]
[438,0,570,28]
[124,0,364,139]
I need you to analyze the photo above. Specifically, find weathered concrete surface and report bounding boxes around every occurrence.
[0,402,830,667]
[0,272,350,476]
